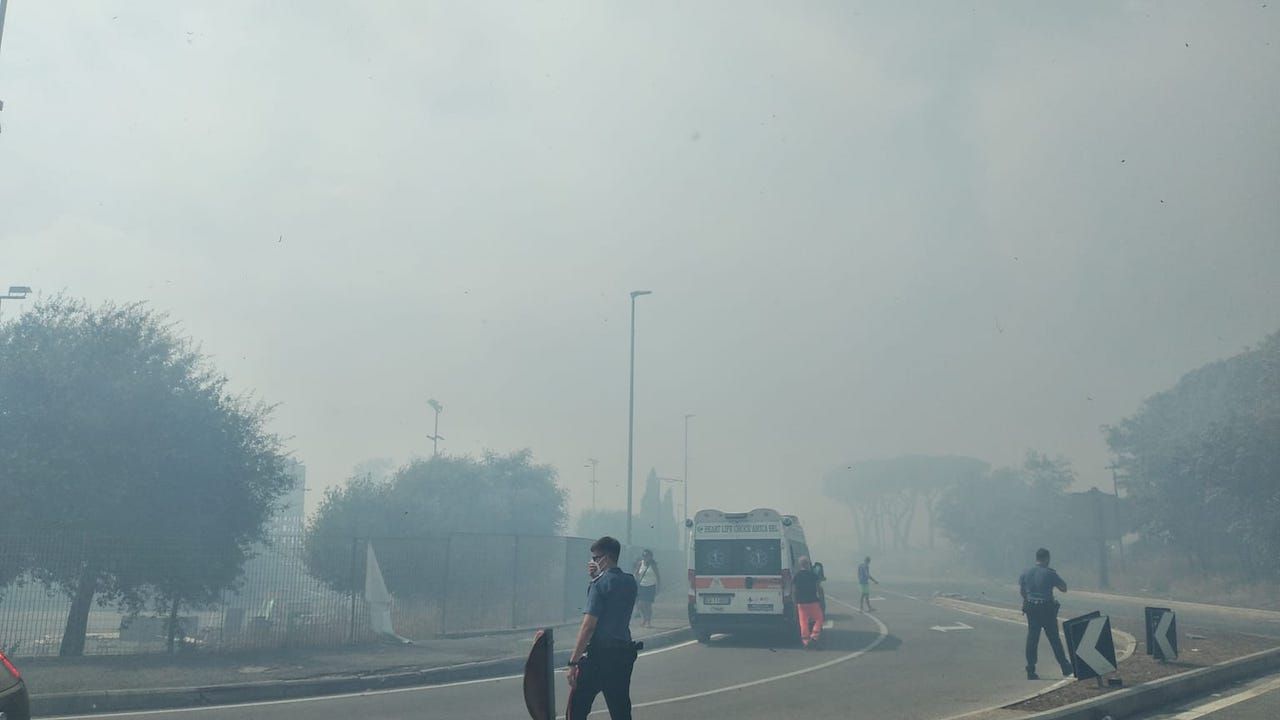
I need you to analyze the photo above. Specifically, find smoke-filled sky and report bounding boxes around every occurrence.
[2,2,1277,544]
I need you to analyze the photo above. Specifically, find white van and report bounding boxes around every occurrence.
[685,508,823,643]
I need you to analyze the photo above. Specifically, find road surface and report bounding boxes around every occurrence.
[44,578,1280,720]
[1136,671,1280,720]
[45,580,1048,720]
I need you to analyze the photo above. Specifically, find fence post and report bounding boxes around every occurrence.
[563,537,574,623]
[439,534,452,635]
[348,537,359,645]
[511,535,520,629]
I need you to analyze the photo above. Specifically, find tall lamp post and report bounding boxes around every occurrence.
[427,398,444,457]
[625,290,652,545]
[0,285,31,319]
[683,413,695,553]
[585,458,599,511]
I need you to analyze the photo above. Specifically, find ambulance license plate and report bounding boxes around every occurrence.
[701,594,733,606]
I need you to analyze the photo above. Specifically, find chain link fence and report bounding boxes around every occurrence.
[0,532,670,658]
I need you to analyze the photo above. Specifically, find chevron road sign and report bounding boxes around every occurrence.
[1063,611,1118,680]
[523,628,554,720]
[1145,606,1178,661]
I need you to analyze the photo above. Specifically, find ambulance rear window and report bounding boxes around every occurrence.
[695,540,782,575]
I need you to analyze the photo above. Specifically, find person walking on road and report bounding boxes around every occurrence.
[633,549,660,628]
[857,556,880,612]
[793,556,825,649]
[568,536,640,720]
[1019,547,1073,680]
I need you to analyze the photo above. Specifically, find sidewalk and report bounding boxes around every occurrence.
[24,602,687,700]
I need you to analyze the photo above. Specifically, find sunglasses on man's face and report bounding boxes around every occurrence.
[591,554,604,562]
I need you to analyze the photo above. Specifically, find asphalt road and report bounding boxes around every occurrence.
[925,575,1280,640]
[46,578,1280,720]
[48,580,1053,720]
[1136,671,1280,720]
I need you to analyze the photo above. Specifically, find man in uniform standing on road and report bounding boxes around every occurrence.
[1019,547,1073,680]
[567,536,640,720]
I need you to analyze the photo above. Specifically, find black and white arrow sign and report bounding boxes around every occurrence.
[1145,607,1178,661]
[1064,611,1118,680]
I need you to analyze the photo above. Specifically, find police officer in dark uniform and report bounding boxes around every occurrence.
[1019,547,1073,680]
[567,536,640,719]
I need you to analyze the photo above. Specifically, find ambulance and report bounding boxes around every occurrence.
[685,508,822,643]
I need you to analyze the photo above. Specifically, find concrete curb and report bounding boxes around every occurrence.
[32,626,693,717]
[1022,645,1280,720]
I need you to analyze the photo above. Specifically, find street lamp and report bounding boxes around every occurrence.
[585,458,600,511]
[683,413,695,553]
[427,398,444,457]
[0,285,31,319]
[626,290,653,545]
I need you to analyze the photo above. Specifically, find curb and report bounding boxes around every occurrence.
[1022,645,1280,720]
[32,626,693,717]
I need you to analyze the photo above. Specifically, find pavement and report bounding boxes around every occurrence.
[25,577,1280,719]
[22,605,688,697]
[31,580,1088,719]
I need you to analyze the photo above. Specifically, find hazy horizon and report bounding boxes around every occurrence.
[3,1,1277,549]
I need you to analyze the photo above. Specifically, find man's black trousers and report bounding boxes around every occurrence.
[567,646,638,720]
[1025,601,1071,674]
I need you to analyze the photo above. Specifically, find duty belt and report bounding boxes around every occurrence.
[589,639,642,651]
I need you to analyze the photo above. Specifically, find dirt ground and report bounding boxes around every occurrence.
[1008,631,1279,712]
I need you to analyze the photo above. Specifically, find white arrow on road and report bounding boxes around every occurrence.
[1154,611,1176,659]
[930,622,973,632]
[1076,617,1117,674]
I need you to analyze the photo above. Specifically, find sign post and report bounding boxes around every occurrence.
[1144,607,1178,662]
[1063,611,1118,686]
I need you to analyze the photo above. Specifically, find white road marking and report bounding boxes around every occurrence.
[932,597,1137,662]
[927,596,1148,720]
[1167,673,1280,719]
[48,638,699,718]
[930,622,974,632]
[570,594,888,717]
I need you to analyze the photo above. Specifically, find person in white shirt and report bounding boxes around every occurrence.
[632,549,661,628]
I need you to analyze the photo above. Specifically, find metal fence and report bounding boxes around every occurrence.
[0,532,671,658]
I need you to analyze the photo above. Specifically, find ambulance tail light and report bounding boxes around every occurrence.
[688,569,696,597]
[781,568,792,599]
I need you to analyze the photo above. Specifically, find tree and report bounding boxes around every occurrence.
[304,450,567,596]
[1106,330,1280,577]
[661,487,678,549]
[0,298,294,655]
[351,457,395,484]
[936,452,1081,576]
[574,508,630,542]
[824,455,989,550]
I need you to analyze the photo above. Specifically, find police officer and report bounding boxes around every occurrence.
[567,536,640,719]
[1019,547,1073,680]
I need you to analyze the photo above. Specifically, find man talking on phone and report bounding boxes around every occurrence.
[567,536,639,720]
